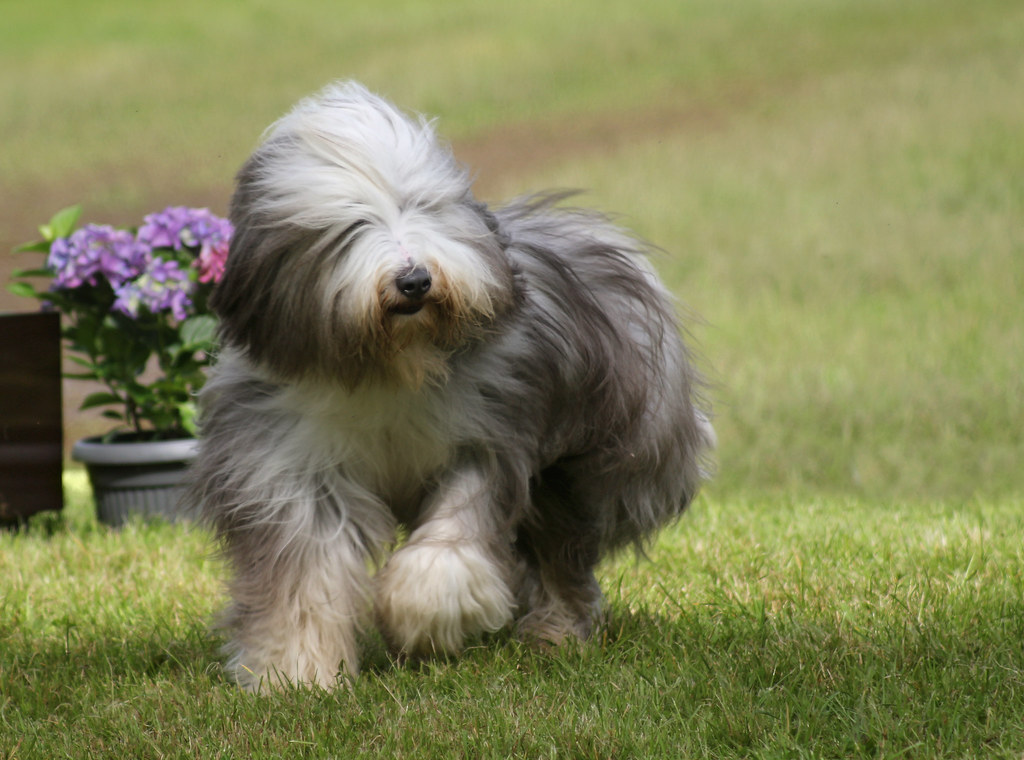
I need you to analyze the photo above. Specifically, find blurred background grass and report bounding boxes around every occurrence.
[2,0,1021,504]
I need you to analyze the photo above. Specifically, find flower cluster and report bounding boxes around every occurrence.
[48,225,149,290]
[46,206,232,321]
[11,204,233,438]
[111,260,194,321]
[138,206,233,284]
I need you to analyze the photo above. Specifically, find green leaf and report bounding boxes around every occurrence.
[39,205,82,242]
[13,241,51,254]
[178,401,199,436]
[6,282,39,299]
[11,267,53,279]
[126,383,156,406]
[65,355,99,371]
[180,315,218,349]
[79,391,122,411]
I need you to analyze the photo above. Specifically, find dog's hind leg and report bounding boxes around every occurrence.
[373,466,516,657]
[511,466,606,645]
[511,530,605,646]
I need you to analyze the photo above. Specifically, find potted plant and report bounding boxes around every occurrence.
[9,205,231,525]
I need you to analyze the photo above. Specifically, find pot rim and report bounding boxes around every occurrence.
[71,435,199,466]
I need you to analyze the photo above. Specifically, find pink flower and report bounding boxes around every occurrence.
[196,239,229,284]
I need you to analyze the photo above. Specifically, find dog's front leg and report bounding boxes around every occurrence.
[220,524,372,692]
[374,467,515,657]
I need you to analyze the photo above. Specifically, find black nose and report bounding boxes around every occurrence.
[395,266,432,300]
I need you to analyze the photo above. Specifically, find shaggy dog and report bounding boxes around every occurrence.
[187,81,714,691]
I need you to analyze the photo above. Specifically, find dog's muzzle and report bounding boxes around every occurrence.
[392,266,432,314]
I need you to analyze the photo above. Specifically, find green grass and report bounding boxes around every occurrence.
[3,0,1024,757]
[3,478,1023,758]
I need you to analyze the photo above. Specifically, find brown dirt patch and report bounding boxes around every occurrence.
[455,97,729,200]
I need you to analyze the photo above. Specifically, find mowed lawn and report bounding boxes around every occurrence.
[2,0,1023,758]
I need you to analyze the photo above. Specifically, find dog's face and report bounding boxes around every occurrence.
[212,83,518,388]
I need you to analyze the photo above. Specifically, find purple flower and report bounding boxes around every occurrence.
[138,206,233,253]
[48,224,150,290]
[112,258,194,321]
[137,207,191,250]
[182,209,233,251]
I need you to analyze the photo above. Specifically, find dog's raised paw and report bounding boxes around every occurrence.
[373,541,514,657]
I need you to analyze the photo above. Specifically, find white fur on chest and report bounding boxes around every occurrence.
[279,380,454,515]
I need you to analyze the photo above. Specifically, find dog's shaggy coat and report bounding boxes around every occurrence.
[187,81,714,690]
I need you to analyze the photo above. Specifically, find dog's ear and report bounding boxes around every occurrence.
[210,157,330,378]
[212,159,276,346]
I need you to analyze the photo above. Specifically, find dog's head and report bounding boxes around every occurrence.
[213,81,518,388]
